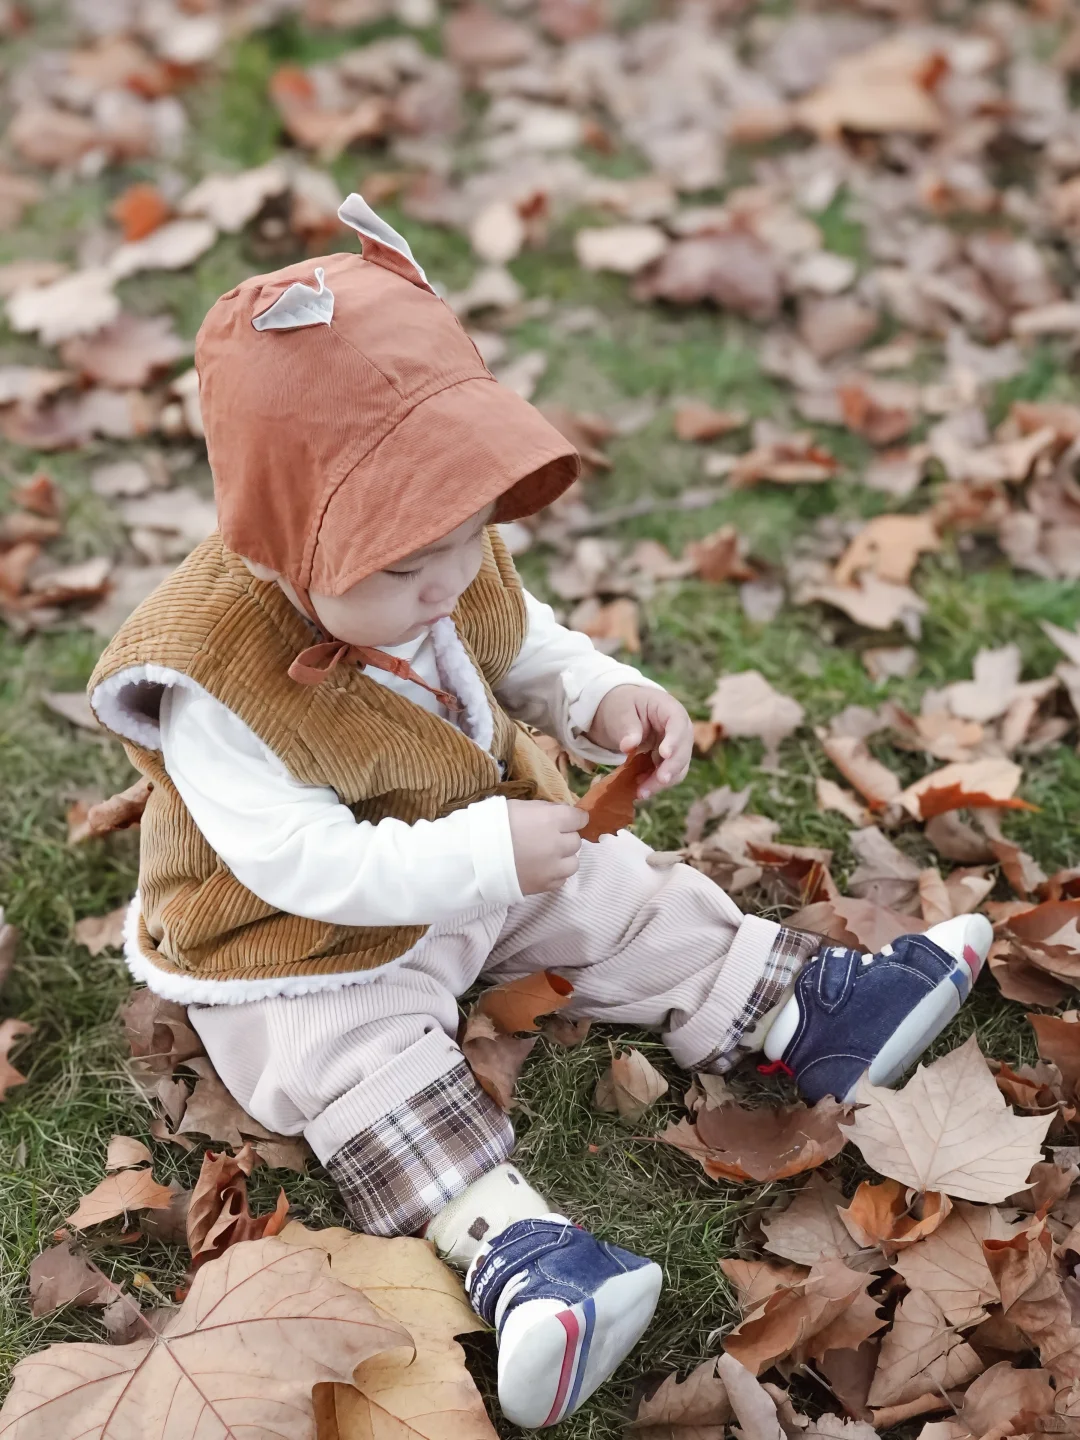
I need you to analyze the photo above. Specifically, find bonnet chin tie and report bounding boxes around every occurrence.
[286,583,461,710]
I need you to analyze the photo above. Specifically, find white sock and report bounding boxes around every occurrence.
[424,1163,555,1271]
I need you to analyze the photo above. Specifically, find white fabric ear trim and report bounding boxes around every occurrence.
[338,193,433,292]
[430,617,495,754]
[251,266,335,331]
[90,663,211,750]
[122,892,419,1005]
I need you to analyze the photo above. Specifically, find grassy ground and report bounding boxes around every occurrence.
[1,9,1080,1438]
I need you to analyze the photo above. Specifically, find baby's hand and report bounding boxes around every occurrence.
[507,800,588,895]
[587,685,693,799]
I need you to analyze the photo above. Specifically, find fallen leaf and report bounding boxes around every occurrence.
[28,1242,113,1318]
[808,575,928,632]
[816,778,872,827]
[708,671,805,769]
[73,906,127,955]
[724,1257,885,1376]
[186,1142,289,1269]
[796,38,946,139]
[847,826,922,912]
[838,1180,952,1252]
[594,1048,669,1121]
[714,1352,785,1440]
[278,1220,495,1440]
[686,525,756,583]
[59,314,187,389]
[176,1056,276,1147]
[0,910,17,993]
[834,515,940,587]
[105,1136,152,1172]
[628,1356,733,1436]
[67,1166,177,1230]
[120,989,203,1078]
[660,1095,851,1183]
[866,1289,983,1408]
[571,596,641,652]
[0,1239,408,1439]
[721,1259,811,1315]
[942,645,1023,724]
[475,970,573,1032]
[900,759,1034,820]
[674,402,748,442]
[729,436,840,488]
[842,1036,1052,1203]
[984,1217,1080,1382]
[0,1017,33,1101]
[575,223,668,275]
[577,746,655,841]
[958,1361,1055,1438]
[1029,1012,1080,1099]
[461,1010,536,1111]
[762,1174,864,1267]
[925,813,994,865]
[636,232,782,321]
[110,184,171,242]
[819,734,902,811]
[42,691,100,731]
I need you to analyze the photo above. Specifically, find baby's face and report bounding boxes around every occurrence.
[308,505,495,648]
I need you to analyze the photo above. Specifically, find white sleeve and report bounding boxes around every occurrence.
[157,686,523,927]
[496,589,664,763]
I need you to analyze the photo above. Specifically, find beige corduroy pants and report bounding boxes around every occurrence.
[188,831,816,1235]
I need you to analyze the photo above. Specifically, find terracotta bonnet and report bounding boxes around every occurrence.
[195,194,581,599]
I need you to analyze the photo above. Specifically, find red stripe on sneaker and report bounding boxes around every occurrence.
[963,943,983,980]
[544,1310,580,1426]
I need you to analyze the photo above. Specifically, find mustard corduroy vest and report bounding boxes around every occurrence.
[88,529,573,986]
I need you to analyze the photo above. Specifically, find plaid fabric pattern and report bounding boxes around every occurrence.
[325,1060,514,1236]
[702,926,821,1074]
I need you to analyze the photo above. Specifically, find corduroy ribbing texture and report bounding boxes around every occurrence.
[87,527,572,987]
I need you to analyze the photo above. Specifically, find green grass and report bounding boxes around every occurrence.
[1,12,1080,1438]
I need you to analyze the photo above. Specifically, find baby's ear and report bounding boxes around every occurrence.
[337,193,435,294]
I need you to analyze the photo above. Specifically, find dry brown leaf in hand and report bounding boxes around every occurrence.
[708,671,805,769]
[73,906,127,955]
[461,1010,536,1111]
[0,1017,33,1101]
[723,1257,885,1376]
[866,1289,984,1408]
[577,747,655,841]
[834,515,941,587]
[67,1164,176,1230]
[186,1142,289,1269]
[842,1036,1052,1203]
[86,776,152,836]
[594,1048,669,1121]
[475,970,574,1032]
[839,1180,952,1252]
[278,1221,496,1440]
[899,759,1033,820]
[983,1217,1080,1382]
[0,1238,408,1440]
[28,1241,113,1318]
[761,1174,864,1267]
[627,1356,732,1437]
[660,1095,851,1184]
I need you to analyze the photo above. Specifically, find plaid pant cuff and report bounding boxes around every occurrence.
[701,926,821,1075]
[324,1059,515,1237]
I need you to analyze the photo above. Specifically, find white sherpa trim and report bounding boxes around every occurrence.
[251,266,334,331]
[122,891,419,1005]
[429,617,494,754]
[90,663,211,751]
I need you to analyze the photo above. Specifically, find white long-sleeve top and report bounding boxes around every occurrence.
[158,589,659,929]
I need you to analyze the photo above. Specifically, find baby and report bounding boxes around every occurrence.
[89,195,991,1429]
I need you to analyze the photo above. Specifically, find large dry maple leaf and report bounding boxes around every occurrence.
[841,1035,1051,1202]
[279,1221,497,1440]
[0,1238,408,1440]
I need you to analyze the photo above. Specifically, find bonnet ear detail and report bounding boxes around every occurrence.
[251,266,335,331]
[337,193,435,294]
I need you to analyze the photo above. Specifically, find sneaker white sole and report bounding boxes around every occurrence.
[497,1261,663,1428]
[844,960,971,1102]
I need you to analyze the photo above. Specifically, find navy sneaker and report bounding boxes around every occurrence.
[762,914,993,1103]
[467,1216,662,1428]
